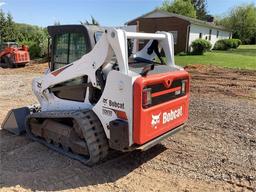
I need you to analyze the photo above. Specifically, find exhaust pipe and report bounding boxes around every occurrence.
[2,107,30,135]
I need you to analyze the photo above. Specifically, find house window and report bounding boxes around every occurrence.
[209,29,212,41]
[217,31,219,38]
[169,31,178,44]
[199,33,202,39]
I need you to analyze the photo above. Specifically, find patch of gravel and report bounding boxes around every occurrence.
[0,64,255,191]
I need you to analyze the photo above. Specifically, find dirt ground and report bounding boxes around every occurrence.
[0,63,255,192]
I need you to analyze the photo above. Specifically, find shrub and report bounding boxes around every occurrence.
[231,38,242,48]
[225,39,234,49]
[237,39,242,46]
[191,39,212,55]
[213,39,227,50]
[19,39,47,59]
[213,39,242,50]
[178,52,187,56]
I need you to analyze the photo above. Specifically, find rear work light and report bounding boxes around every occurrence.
[175,79,186,96]
[142,88,152,108]
[181,80,186,94]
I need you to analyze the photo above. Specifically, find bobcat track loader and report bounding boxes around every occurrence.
[2,25,190,165]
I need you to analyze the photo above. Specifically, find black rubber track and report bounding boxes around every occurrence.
[0,55,12,68]
[25,110,109,166]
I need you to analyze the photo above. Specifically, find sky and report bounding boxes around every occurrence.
[0,0,255,27]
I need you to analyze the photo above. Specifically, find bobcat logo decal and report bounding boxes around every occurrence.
[151,113,161,129]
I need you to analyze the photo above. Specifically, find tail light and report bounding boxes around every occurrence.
[116,110,127,120]
[142,88,152,108]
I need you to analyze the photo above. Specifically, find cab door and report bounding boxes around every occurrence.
[50,31,89,102]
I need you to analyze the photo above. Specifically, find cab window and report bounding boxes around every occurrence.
[69,33,87,63]
[54,33,69,68]
[94,31,103,42]
[53,32,87,70]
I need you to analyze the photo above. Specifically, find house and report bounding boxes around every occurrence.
[125,9,232,53]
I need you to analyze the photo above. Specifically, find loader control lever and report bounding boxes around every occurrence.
[147,40,164,64]
[140,64,155,77]
[96,69,106,90]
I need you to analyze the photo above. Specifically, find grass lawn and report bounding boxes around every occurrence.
[175,45,256,70]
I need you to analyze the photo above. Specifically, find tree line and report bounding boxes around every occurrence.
[0,10,101,59]
[216,4,256,44]
[160,0,256,44]
[1,1,255,61]
[160,0,210,21]
[0,9,48,59]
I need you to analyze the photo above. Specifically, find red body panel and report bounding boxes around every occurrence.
[133,70,190,145]
[0,46,30,64]
[13,50,30,64]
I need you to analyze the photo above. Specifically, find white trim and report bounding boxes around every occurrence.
[188,24,231,51]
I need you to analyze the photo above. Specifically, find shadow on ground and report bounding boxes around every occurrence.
[0,129,167,191]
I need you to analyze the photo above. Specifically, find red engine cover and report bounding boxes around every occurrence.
[133,70,190,145]
[14,50,30,63]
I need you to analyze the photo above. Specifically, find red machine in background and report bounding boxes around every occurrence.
[0,42,30,68]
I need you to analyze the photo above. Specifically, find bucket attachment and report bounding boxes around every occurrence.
[2,107,30,135]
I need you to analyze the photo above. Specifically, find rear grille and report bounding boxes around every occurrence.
[16,53,28,62]
[143,79,186,108]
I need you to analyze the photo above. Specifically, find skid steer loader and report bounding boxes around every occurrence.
[2,25,190,165]
[0,42,30,68]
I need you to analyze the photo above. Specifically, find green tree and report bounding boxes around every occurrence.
[0,9,6,43]
[217,4,256,44]
[54,21,61,25]
[191,0,208,20]
[0,10,16,42]
[5,12,16,40]
[82,16,100,26]
[0,9,48,58]
[15,23,48,58]
[160,0,197,18]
